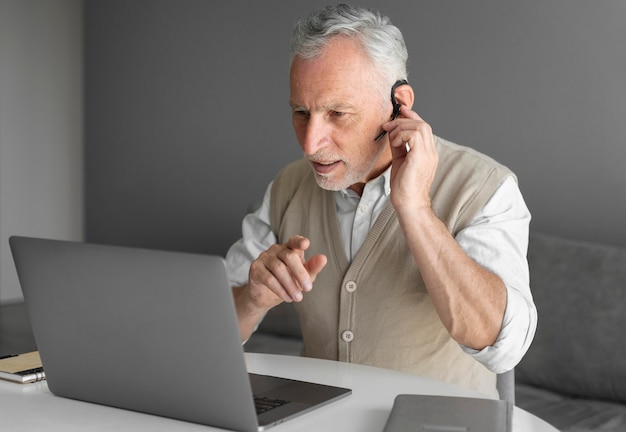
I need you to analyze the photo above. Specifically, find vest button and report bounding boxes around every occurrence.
[345,280,357,293]
[341,330,354,343]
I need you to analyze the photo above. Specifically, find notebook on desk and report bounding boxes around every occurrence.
[0,351,45,384]
[10,236,350,432]
[383,394,512,432]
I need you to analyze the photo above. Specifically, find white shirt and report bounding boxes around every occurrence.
[226,167,537,374]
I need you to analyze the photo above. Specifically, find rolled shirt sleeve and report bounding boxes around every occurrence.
[456,176,538,373]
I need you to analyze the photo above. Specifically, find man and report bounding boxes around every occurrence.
[226,4,536,397]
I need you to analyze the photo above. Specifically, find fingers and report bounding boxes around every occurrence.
[383,105,434,157]
[285,235,310,253]
[382,106,438,211]
[249,236,327,303]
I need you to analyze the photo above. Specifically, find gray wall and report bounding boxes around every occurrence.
[0,0,83,303]
[85,0,626,256]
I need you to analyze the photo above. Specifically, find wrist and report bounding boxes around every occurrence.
[234,285,267,320]
[394,199,434,225]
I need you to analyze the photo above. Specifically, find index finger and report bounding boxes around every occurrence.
[286,235,310,252]
[282,236,314,294]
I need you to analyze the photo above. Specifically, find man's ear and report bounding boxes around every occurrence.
[394,84,415,110]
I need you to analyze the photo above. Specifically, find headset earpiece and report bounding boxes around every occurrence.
[373,79,409,142]
[390,79,408,120]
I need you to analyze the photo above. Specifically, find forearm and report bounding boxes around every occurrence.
[232,285,271,342]
[396,206,507,350]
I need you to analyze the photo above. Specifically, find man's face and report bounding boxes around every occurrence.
[289,37,393,192]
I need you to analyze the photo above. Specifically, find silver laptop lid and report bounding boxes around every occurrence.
[10,236,259,432]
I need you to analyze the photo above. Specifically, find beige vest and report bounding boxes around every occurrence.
[270,136,514,397]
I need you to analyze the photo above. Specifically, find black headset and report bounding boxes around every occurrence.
[391,79,408,119]
[374,79,409,142]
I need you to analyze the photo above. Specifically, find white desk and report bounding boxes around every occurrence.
[0,353,558,431]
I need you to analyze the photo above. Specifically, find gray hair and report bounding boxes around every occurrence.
[290,4,408,94]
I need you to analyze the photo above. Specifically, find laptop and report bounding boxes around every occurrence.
[383,394,513,432]
[10,236,351,431]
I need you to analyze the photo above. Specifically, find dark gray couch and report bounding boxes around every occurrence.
[515,233,626,431]
[244,232,626,431]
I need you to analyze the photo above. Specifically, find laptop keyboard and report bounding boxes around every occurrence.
[254,396,289,415]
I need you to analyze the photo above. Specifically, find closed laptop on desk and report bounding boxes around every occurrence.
[10,236,350,432]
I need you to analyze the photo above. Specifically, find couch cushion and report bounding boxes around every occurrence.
[517,383,626,432]
[516,233,626,402]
